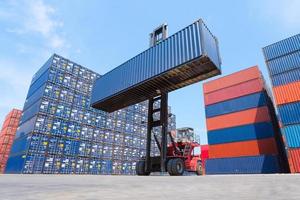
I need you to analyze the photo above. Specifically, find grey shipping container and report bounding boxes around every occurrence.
[91,19,221,112]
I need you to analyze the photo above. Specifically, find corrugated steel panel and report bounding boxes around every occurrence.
[282,124,300,148]
[271,68,300,86]
[208,138,278,158]
[263,34,300,61]
[30,55,53,85]
[26,69,50,99]
[0,109,22,173]
[204,78,264,106]
[208,122,275,145]
[205,92,267,118]
[278,101,300,125]
[288,148,300,173]
[23,83,46,111]
[19,99,42,125]
[273,80,300,105]
[203,66,260,94]
[5,154,26,173]
[206,106,271,131]
[266,51,300,76]
[91,19,221,112]
[205,155,280,174]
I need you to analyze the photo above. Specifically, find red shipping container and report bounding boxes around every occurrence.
[273,80,300,106]
[204,78,264,105]
[206,106,271,131]
[209,138,278,159]
[203,66,260,94]
[288,148,300,173]
[0,108,22,173]
[201,145,209,175]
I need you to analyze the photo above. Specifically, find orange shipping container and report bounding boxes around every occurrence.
[273,80,300,105]
[209,138,278,159]
[203,66,260,94]
[206,106,271,131]
[288,148,300,173]
[204,78,264,105]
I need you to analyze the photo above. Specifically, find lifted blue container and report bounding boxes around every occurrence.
[91,19,221,112]
[205,155,280,174]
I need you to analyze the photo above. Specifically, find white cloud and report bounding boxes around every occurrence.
[1,0,68,49]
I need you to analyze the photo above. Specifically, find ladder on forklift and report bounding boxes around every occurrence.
[183,143,192,157]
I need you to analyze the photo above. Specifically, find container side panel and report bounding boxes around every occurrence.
[278,101,300,125]
[206,106,271,131]
[205,155,280,174]
[271,67,300,86]
[283,124,300,148]
[263,34,300,61]
[5,154,26,173]
[273,80,300,105]
[288,148,300,173]
[201,22,221,69]
[26,69,49,99]
[203,66,260,94]
[266,51,300,76]
[205,92,267,118]
[208,122,275,145]
[208,138,278,158]
[204,78,264,105]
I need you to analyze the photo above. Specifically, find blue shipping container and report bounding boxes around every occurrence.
[278,101,300,125]
[271,67,300,86]
[91,19,221,112]
[5,154,26,173]
[283,124,300,148]
[205,92,267,118]
[205,155,280,174]
[208,122,275,145]
[266,51,300,76]
[263,34,300,61]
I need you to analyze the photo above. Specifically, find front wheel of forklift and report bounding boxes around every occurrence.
[196,161,203,175]
[168,158,184,176]
[136,160,150,176]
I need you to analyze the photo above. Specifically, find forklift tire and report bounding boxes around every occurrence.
[196,162,203,175]
[167,159,174,174]
[136,160,150,176]
[168,158,184,176]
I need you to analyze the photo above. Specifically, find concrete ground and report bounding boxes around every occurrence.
[0,174,299,200]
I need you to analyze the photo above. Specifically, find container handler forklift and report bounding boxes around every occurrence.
[135,25,202,176]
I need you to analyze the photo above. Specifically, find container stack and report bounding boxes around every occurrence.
[0,109,22,173]
[5,54,173,175]
[203,66,287,174]
[263,34,300,173]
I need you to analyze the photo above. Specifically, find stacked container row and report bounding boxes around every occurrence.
[0,109,22,173]
[263,34,300,173]
[5,54,175,175]
[203,66,288,174]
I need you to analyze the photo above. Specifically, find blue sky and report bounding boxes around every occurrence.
[0,0,300,144]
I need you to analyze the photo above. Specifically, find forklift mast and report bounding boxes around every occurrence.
[145,24,169,173]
